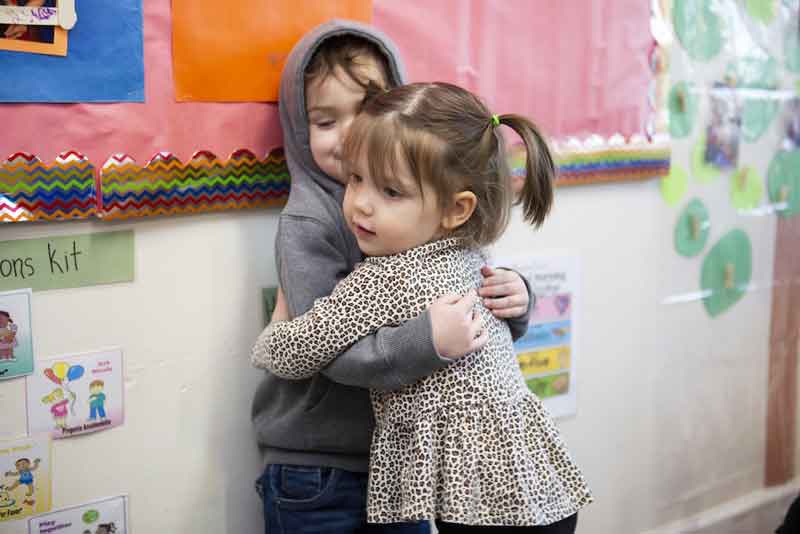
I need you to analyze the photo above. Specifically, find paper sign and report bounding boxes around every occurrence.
[28,495,128,534]
[0,231,134,292]
[0,288,34,381]
[27,349,124,439]
[0,435,51,522]
[497,254,581,419]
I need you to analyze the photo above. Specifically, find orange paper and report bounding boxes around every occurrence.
[172,0,371,102]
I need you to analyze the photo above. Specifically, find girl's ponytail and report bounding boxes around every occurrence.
[497,114,555,227]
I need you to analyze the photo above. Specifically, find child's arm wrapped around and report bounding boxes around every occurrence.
[252,259,408,380]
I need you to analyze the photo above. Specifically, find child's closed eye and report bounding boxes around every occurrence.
[314,119,336,129]
[383,187,402,198]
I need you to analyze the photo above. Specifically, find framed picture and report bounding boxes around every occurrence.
[0,0,74,56]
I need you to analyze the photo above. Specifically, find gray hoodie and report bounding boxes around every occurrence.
[251,19,531,473]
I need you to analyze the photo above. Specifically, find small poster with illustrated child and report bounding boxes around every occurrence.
[0,288,34,381]
[496,254,580,419]
[26,349,124,439]
[28,495,128,534]
[0,435,51,522]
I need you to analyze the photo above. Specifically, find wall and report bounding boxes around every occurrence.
[0,172,783,534]
[1,1,796,533]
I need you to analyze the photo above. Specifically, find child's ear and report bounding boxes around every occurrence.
[441,191,477,231]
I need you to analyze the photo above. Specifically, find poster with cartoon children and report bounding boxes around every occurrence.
[26,349,124,439]
[0,435,51,522]
[28,495,128,534]
[0,288,34,380]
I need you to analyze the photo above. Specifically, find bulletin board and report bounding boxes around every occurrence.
[1,0,667,228]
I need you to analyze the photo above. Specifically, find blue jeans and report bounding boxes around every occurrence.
[256,464,430,534]
[89,404,105,420]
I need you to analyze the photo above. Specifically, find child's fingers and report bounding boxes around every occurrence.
[484,293,527,310]
[470,328,490,352]
[490,305,528,319]
[468,309,483,336]
[452,290,478,314]
[480,269,514,287]
[478,282,515,298]
[433,293,465,306]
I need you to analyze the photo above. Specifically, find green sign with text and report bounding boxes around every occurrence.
[0,231,134,291]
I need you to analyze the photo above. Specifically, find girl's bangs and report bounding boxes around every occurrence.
[344,114,407,190]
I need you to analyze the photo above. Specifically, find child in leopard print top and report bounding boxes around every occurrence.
[252,82,592,531]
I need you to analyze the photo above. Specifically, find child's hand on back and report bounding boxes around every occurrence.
[478,266,529,319]
[271,287,290,323]
[429,290,487,359]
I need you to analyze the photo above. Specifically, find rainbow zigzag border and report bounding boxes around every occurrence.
[0,151,96,222]
[555,137,671,186]
[509,135,671,187]
[99,148,290,220]
[3,139,670,223]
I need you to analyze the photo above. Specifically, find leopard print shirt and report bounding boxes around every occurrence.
[253,238,592,526]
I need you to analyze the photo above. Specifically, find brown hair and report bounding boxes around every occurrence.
[90,380,104,388]
[0,311,10,322]
[342,82,554,247]
[305,35,392,95]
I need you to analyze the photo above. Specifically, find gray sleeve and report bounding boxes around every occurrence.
[321,310,450,391]
[497,268,535,341]
[266,216,448,387]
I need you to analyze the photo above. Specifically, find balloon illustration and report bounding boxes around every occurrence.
[67,365,84,382]
[43,368,61,385]
[52,362,69,381]
[44,362,86,416]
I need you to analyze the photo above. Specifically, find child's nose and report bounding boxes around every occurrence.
[354,191,373,214]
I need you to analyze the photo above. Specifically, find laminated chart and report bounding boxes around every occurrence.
[498,254,581,419]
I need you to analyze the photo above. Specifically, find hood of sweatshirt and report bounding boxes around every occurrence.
[278,19,407,205]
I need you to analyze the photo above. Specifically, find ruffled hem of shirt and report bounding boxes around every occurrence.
[366,395,593,526]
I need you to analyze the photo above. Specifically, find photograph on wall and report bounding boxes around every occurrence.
[0,288,34,381]
[783,97,800,151]
[704,81,742,170]
[26,348,124,439]
[0,0,143,102]
[0,0,67,56]
[495,253,581,419]
[0,435,51,522]
[28,495,128,534]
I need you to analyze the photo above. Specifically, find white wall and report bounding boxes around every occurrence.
[0,166,782,533]
[1,213,278,533]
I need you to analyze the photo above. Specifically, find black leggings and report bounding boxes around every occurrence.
[436,513,578,533]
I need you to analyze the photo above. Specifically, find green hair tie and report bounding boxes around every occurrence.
[491,114,501,127]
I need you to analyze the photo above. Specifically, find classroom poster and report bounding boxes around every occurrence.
[498,254,580,419]
[28,495,128,534]
[0,435,51,522]
[27,349,124,439]
[0,288,34,380]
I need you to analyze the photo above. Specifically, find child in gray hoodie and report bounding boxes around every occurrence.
[251,20,533,534]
